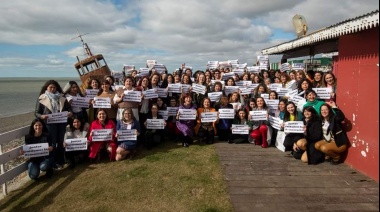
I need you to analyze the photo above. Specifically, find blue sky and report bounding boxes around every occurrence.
[0,0,378,77]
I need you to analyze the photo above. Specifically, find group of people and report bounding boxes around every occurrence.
[21,64,349,180]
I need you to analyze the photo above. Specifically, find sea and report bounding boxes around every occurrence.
[0,77,81,118]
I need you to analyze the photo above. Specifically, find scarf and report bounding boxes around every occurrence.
[303,100,324,116]
[45,90,61,113]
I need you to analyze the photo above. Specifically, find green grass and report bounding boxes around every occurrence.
[0,141,233,212]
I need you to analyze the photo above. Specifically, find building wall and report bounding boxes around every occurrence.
[335,27,379,181]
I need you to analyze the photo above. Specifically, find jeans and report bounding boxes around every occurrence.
[28,159,52,180]
[47,123,67,165]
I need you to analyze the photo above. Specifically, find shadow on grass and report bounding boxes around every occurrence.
[0,163,96,211]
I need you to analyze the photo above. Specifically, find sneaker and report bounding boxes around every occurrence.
[183,142,189,147]
[227,140,234,144]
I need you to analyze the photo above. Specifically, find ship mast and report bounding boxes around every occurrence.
[71,30,93,57]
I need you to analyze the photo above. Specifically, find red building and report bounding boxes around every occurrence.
[262,11,379,181]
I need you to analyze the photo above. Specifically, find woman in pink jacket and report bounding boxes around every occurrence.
[88,109,117,162]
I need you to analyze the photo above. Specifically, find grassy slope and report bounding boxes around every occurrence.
[0,141,233,212]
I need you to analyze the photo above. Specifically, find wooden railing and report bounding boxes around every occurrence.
[0,126,29,196]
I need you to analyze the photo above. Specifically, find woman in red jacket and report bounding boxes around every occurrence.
[88,109,117,162]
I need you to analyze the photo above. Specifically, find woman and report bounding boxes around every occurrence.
[228,108,252,144]
[249,97,270,148]
[195,97,217,144]
[229,92,243,112]
[63,116,88,168]
[63,81,89,125]
[88,109,117,161]
[166,97,181,140]
[35,80,73,169]
[20,118,54,180]
[115,108,140,161]
[269,91,279,100]
[144,104,166,149]
[215,94,233,142]
[315,102,348,164]
[136,76,150,136]
[244,98,256,114]
[297,78,312,99]
[114,76,140,121]
[280,73,292,88]
[282,102,304,151]
[253,84,270,99]
[104,75,116,91]
[176,94,197,147]
[161,74,178,105]
[296,70,307,83]
[86,78,101,123]
[322,72,337,102]
[293,106,324,164]
[274,99,287,120]
[312,71,323,88]
[93,80,118,123]
[252,74,262,84]
[303,90,325,116]
[192,72,209,108]
[289,70,296,81]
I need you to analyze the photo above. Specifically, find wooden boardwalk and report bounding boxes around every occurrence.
[214,142,379,212]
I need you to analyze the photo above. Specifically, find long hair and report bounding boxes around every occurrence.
[27,118,48,137]
[96,109,109,124]
[39,80,63,95]
[283,102,300,122]
[86,78,100,89]
[297,78,312,93]
[69,116,85,132]
[63,81,84,96]
[320,103,334,122]
[121,108,135,122]
[302,106,320,123]
[97,80,111,96]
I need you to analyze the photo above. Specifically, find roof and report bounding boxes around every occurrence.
[262,10,379,56]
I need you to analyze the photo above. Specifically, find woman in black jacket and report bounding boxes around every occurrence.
[315,102,348,164]
[293,106,324,164]
[20,118,54,180]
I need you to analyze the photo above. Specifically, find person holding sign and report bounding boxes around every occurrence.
[116,108,140,161]
[195,98,218,144]
[248,97,270,148]
[86,78,101,123]
[114,76,140,121]
[35,80,73,170]
[282,102,304,151]
[166,97,181,140]
[314,102,348,165]
[293,106,324,164]
[297,78,312,99]
[20,118,54,180]
[228,109,253,144]
[253,84,269,99]
[88,109,117,162]
[63,116,88,169]
[192,72,209,108]
[144,104,166,150]
[215,94,233,142]
[280,73,292,88]
[92,80,117,123]
[176,94,197,147]
[312,71,323,88]
[322,72,337,102]
[63,81,89,125]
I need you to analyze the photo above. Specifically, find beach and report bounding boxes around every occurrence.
[0,112,35,134]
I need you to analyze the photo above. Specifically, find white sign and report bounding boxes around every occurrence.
[269,83,282,90]
[157,88,167,98]
[218,108,235,119]
[289,95,306,105]
[168,84,182,93]
[23,143,49,158]
[268,116,283,130]
[192,83,206,95]
[261,93,269,99]
[47,111,68,124]
[265,99,279,111]
[231,124,249,134]
[224,86,239,96]
[247,66,260,74]
[123,91,142,102]
[312,88,332,99]
[117,129,137,140]
[65,138,87,152]
[143,89,158,99]
[71,96,91,108]
[181,84,191,93]
[239,87,253,95]
[249,110,267,121]
[146,119,165,129]
[235,81,252,88]
[178,109,196,120]
[158,110,169,120]
[201,112,218,123]
[208,92,222,102]
[93,97,111,108]
[167,107,179,116]
[85,89,99,99]
[276,88,292,97]
[286,80,297,90]
[91,129,113,141]
[222,72,235,81]
[284,121,304,133]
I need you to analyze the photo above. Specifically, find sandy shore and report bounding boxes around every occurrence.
[0,112,35,134]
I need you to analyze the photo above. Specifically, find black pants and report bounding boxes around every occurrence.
[198,128,214,144]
